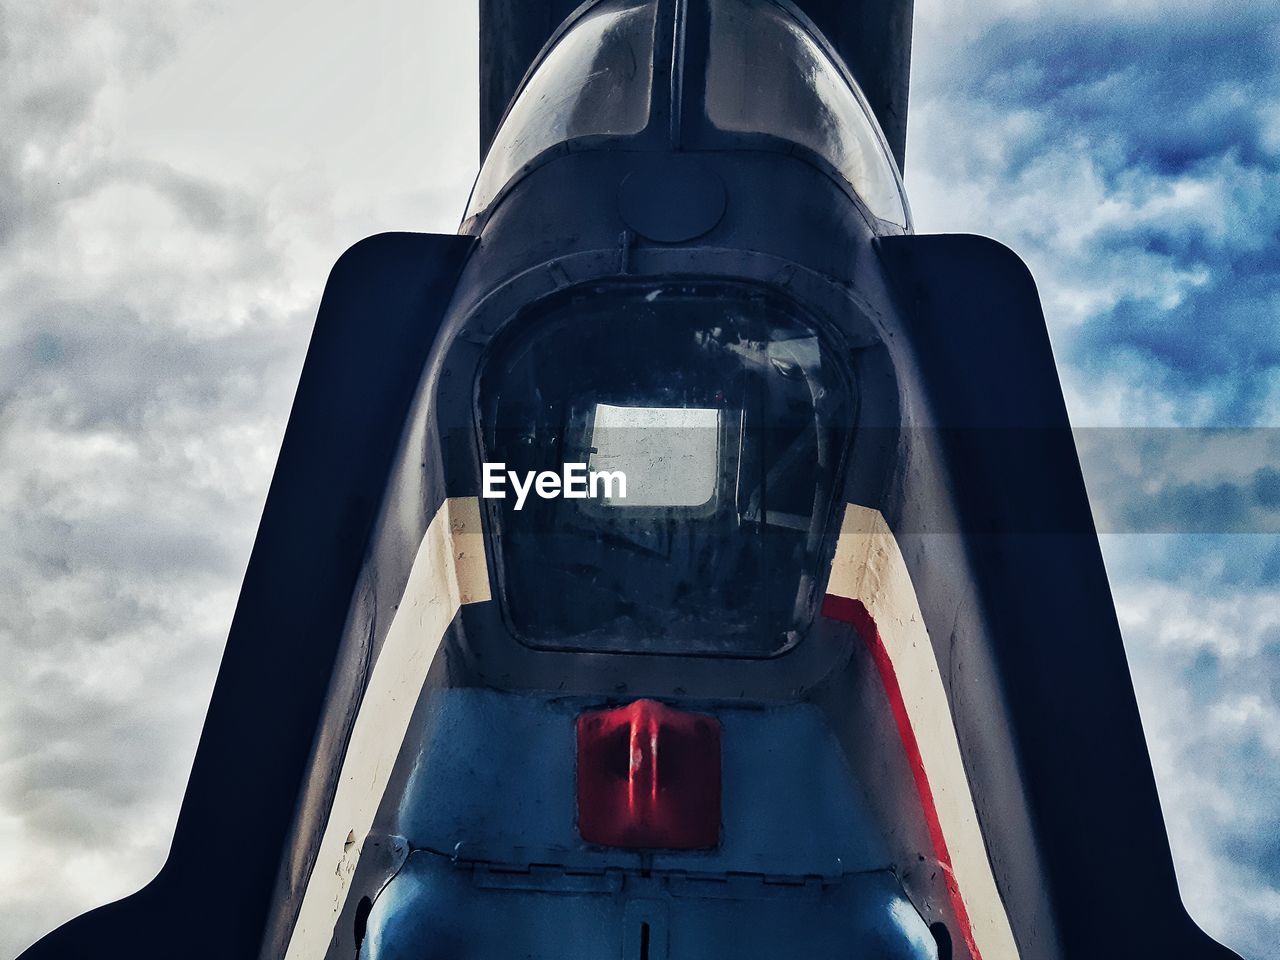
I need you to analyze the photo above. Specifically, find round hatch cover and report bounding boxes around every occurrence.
[618,157,727,243]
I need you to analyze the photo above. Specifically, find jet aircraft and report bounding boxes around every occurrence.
[23,2,1242,959]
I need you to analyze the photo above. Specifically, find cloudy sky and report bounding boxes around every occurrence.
[0,0,1275,957]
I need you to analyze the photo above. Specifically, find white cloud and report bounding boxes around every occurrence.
[0,1,476,955]
[1113,556,1280,958]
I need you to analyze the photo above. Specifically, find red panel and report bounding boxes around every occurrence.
[576,699,721,849]
[821,593,984,960]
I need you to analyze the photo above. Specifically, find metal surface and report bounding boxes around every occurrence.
[389,689,890,877]
[617,156,727,241]
[358,690,932,957]
[366,858,936,959]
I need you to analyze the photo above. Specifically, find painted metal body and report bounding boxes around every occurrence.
[360,691,932,959]
[22,3,1240,960]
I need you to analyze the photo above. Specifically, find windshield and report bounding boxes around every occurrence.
[704,0,907,225]
[478,283,854,656]
[466,0,658,219]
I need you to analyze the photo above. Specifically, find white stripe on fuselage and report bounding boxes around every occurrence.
[283,496,490,960]
[827,504,1021,960]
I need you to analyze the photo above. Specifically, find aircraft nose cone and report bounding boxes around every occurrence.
[618,157,727,243]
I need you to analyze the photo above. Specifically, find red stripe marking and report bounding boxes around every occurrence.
[822,593,983,960]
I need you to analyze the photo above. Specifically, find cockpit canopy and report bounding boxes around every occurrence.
[466,0,909,227]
